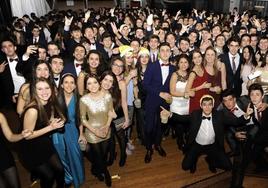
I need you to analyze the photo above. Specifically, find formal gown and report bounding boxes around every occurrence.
[241,63,254,96]
[52,96,85,187]
[207,71,222,108]
[10,0,50,18]
[189,70,209,113]
[170,73,189,115]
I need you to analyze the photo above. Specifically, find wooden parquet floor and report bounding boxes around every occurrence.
[16,137,231,188]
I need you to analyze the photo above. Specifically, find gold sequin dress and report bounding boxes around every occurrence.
[80,93,112,144]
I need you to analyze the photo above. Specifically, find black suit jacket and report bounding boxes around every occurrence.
[172,109,248,150]
[0,56,25,108]
[221,96,251,132]
[27,32,47,47]
[219,53,243,97]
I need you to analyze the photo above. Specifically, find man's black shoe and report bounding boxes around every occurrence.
[144,149,153,163]
[155,145,167,157]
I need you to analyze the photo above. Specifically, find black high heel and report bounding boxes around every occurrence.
[119,154,127,167]
[107,152,117,166]
[104,170,111,187]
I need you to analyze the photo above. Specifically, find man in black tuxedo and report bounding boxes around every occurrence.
[161,95,252,173]
[0,38,26,109]
[220,89,256,156]
[49,55,64,88]
[27,25,47,47]
[219,37,242,97]
[0,38,27,133]
[220,88,265,188]
[249,84,268,172]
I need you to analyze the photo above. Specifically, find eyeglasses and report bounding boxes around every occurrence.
[112,63,124,68]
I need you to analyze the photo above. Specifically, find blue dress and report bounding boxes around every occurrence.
[52,95,85,187]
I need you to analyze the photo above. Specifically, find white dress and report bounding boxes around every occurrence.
[241,63,254,96]
[170,78,189,115]
[11,0,50,18]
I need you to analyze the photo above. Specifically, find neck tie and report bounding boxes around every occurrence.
[202,116,211,120]
[153,54,156,62]
[75,63,82,68]
[34,37,37,44]
[54,77,59,81]
[9,58,19,62]
[257,111,262,122]
[232,56,236,74]
[161,63,169,66]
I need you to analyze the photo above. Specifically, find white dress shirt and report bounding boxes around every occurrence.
[159,59,169,85]
[54,75,60,87]
[195,114,215,145]
[74,60,82,76]
[7,57,25,94]
[33,36,39,44]
[232,104,254,125]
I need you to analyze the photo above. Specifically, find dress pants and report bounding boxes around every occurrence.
[182,141,232,171]
[144,108,162,150]
[231,139,253,188]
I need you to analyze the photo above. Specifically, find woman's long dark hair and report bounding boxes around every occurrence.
[100,70,121,110]
[136,55,149,83]
[30,60,55,100]
[25,77,65,125]
[242,45,257,67]
[57,73,80,128]
[82,50,107,77]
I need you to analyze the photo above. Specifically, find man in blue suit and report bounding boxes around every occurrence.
[62,44,86,77]
[143,42,175,163]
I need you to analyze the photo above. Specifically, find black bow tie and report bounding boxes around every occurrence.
[161,63,170,66]
[54,77,59,81]
[9,58,19,62]
[202,116,211,120]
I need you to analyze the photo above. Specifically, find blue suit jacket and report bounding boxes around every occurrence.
[143,60,175,110]
[62,59,78,77]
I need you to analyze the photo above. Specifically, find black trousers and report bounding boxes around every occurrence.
[182,142,232,171]
[253,130,268,168]
[231,139,253,188]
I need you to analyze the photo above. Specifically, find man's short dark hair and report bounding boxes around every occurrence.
[248,83,264,96]
[159,42,170,49]
[220,89,236,101]
[149,34,160,42]
[227,36,241,45]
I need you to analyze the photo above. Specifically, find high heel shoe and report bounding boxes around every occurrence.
[119,154,127,167]
[104,170,112,187]
[107,152,117,166]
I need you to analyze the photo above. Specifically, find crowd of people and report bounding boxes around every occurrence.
[0,5,268,188]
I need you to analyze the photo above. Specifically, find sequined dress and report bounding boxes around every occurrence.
[80,93,113,144]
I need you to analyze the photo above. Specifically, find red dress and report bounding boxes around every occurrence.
[207,71,222,108]
[189,70,209,113]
